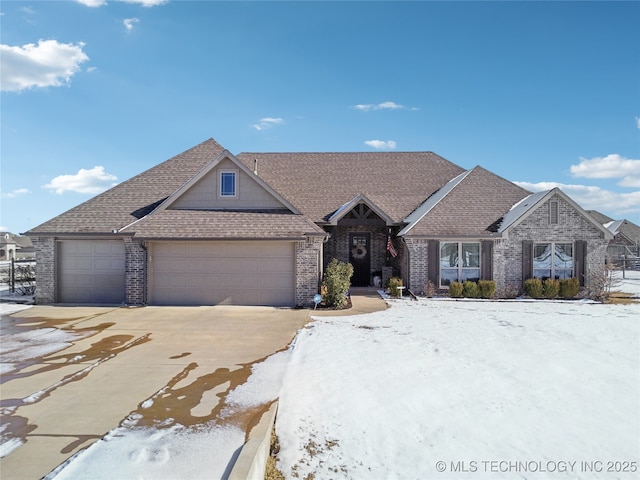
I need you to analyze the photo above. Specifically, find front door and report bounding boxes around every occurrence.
[349,233,371,286]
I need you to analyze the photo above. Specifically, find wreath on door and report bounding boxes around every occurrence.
[351,245,367,260]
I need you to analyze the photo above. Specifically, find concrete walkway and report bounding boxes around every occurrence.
[0,292,387,479]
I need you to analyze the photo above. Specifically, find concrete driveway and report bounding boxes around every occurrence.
[0,305,311,479]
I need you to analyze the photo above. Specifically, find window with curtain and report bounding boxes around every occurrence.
[440,242,480,287]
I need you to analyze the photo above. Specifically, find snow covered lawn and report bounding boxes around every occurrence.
[276,290,639,478]
[2,272,638,479]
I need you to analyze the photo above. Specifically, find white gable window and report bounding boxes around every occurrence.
[440,242,480,287]
[533,242,573,279]
[219,170,237,198]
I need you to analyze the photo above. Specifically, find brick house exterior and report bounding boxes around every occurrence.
[26,138,611,306]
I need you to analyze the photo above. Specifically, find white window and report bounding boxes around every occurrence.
[219,170,237,197]
[533,242,573,279]
[440,242,480,287]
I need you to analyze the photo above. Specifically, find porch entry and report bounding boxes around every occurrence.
[349,233,371,287]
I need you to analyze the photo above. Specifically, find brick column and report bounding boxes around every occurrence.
[295,237,323,307]
[32,237,56,304]
[124,237,146,305]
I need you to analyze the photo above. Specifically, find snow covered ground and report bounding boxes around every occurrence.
[2,271,639,479]
[275,272,640,479]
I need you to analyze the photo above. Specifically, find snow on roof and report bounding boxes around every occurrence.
[497,189,551,233]
[604,219,624,235]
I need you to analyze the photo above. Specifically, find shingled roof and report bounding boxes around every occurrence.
[27,139,227,235]
[236,152,466,223]
[28,138,529,240]
[399,166,531,237]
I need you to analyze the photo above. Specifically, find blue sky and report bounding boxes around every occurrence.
[1,0,639,235]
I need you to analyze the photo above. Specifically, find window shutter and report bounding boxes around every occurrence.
[481,240,493,280]
[522,240,533,281]
[428,240,439,285]
[575,240,587,286]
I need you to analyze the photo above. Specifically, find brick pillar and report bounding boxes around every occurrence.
[124,237,146,305]
[32,236,56,304]
[295,237,323,307]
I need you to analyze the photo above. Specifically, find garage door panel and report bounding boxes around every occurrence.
[58,240,125,304]
[150,241,295,306]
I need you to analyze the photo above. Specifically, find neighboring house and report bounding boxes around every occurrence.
[26,138,612,306]
[0,232,34,260]
[587,211,640,267]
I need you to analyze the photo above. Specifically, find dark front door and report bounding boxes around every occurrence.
[349,233,371,286]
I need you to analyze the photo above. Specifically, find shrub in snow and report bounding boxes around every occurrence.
[322,258,354,309]
[387,277,403,297]
[543,278,560,299]
[462,280,479,298]
[449,281,463,298]
[423,280,436,297]
[559,278,580,299]
[478,280,496,299]
[524,278,543,298]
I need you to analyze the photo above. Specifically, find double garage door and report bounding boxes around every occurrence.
[149,241,295,306]
[57,240,295,306]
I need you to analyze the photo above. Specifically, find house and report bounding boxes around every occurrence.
[587,211,640,268]
[0,232,34,261]
[26,138,612,306]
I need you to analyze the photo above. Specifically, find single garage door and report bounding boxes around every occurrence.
[150,241,295,306]
[58,240,126,303]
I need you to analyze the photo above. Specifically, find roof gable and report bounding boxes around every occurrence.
[499,188,613,238]
[399,166,530,237]
[26,139,226,235]
[327,194,395,226]
[151,150,298,215]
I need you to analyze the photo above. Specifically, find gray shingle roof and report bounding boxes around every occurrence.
[26,138,533,240]
[401,166,531,237]
[27,139,226,235]
[236,152,466,223]
[126,210,325,239]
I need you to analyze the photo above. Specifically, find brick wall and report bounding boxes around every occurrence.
[124,237,146,305]
[402,194,609,296]
[295,237,324,307]
[495,194,608,294]
[404,238,429,292]
[32,236,55,304]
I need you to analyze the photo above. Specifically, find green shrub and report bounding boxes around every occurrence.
[543,279,560,299]
[321,258,354,309]
[388,277,403,297]
[462,280,479,298]
[449,281,463,298]
[478,280,496,299]
[524,278,543,298]
[559,278,580,299]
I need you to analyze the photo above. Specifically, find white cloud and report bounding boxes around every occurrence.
[75,0,107,6]
[1,188,31,199]
[253,117,284,131]
[118,0,168,6]
[44,166,118,194]
[364,140,397,150]
[636,116,640,129]
[570,154,640,188]
[353,101,418,112]
[0,40,90,92]
[123,17,140,31]
[514,181,640,217]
